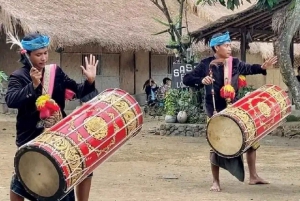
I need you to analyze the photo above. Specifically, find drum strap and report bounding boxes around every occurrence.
[42,64,57,97]
[224,56,233,85]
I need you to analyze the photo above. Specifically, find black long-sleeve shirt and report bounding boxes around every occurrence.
[183,56,267,117]
[5,65,96,147]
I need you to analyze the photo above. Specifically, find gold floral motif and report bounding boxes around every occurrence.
[263,86,289,117]
[77,134,102,156]
[257,102,271,117]
[245,96,271,117]
[99,93,138,136]
[83,116,108,140]
[123,110,137,134]
[113,122,120,132]
[34,131,84,187]
[67,117,102,156]
[221,107,257,145]
[68,111,119,157]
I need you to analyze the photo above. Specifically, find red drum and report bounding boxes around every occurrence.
[14,88,143,200]
[207,84,291,158]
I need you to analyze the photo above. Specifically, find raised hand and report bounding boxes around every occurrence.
[262,56,277,69]
[81,54,99,84]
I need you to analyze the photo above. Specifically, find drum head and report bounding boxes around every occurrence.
[15,148,65,200]
[207,115,244,157]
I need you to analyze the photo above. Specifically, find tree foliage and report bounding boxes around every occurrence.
[150,0,195,64]
[196,0,282,10]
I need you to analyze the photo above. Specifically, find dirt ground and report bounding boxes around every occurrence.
[0,114,300,201]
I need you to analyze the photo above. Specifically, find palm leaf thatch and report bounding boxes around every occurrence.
[0,0,212,53]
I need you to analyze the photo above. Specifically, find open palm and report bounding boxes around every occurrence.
[81,54,99,83]
[262,56,277,69]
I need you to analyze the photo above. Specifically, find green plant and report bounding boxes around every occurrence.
[0,71,8,89]
[177,90,190,111]
[164,88,206,123]
[164,89,179,116]
[238,85,256,98]
[186,90,205,123]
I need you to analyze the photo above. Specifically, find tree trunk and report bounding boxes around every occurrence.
[275,0,300,109]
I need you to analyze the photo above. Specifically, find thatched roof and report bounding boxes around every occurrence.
[0,0,209,52]
[0,0,291,58]
[191,0,292,43]
[189,0,300,58]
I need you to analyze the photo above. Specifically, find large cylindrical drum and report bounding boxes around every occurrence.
[14,88,143,200]
[207,84,291,158]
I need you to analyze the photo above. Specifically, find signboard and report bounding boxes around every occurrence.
[171,63,198,89]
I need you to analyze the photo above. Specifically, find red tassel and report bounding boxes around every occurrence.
[45,101,60,111]
[220,84,235,100]
[40,109,51,119]
[238,75,247,89]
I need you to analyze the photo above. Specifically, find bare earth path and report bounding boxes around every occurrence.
[0,115,299,201]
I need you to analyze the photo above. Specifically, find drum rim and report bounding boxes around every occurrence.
[206,114,247,158]
[14,145,67,200]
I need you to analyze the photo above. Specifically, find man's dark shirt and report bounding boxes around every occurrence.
[5,65,95,147]
[183,56,267,117]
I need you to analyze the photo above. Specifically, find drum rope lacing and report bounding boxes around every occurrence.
[215,85,291,145]
[30,89,143,192]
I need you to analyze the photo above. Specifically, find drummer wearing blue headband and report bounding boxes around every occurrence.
[6,32,98,201]
[183,32,277,192]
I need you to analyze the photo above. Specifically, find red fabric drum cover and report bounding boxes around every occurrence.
[207,84,291,158]
[14,88,143,200]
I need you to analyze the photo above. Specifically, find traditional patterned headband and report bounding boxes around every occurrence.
[21,35,50,51]
[209,32,231,47]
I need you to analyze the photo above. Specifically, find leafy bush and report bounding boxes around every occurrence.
[164,88,205,123]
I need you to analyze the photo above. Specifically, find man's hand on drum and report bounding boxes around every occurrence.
[202,76,215,85]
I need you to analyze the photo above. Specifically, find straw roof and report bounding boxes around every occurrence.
[0,0,291,58]
[0,0,210,53]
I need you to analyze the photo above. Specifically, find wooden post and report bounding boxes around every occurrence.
[240,30,247,62]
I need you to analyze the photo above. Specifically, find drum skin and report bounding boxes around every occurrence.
[14,88,143,200]
[207,84,291,158]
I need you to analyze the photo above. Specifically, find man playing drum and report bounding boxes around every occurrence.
[5,33,97,201]
[183,32,277,192]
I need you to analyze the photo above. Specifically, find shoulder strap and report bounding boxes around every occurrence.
[224,56,233,85]
[42,64,57,96]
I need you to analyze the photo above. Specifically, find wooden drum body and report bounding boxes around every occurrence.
[207,84,291,158]
[14,88,143,200]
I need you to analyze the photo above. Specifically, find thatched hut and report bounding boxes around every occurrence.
[0,0,288,110]
[0,0,256,110]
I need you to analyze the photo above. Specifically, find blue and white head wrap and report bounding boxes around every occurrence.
[209,31,231,47]
[21,35,50,51]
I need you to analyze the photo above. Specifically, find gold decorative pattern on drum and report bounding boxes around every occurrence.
[83,116,108,140]
[34,132,84,187]
[99,94,138,136]
[260,86,288,117]
[221,107,256,144]
[257,102,271,117]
